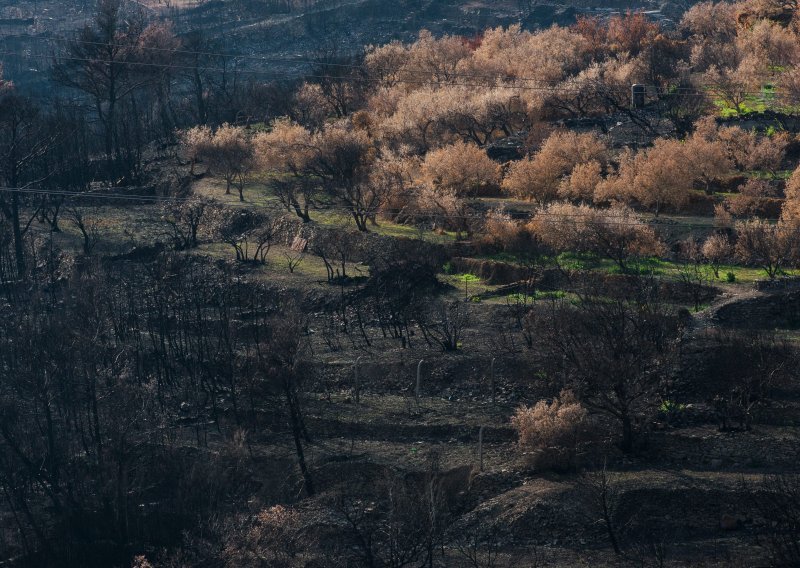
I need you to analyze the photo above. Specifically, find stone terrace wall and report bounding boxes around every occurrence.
[646,425,800,469]
[714,288,800,329]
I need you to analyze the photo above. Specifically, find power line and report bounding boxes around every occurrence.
[1,48,781,99]
[0,185,758,228]
[37,35,573,86]
[0,50,609,93]
[22,35,794,98]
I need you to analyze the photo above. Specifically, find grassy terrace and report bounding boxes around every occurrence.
[710,83,800,117]
[195,177,459,245]
[487,251,786,285]
[196,241,368,285]
[36,175,786,310]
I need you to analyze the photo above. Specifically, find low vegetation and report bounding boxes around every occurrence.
[2,0,800,566]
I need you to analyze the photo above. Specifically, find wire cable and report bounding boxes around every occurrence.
[0,48,782,98]
[0,185,764,228]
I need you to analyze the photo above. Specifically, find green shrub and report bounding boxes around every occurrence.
[726,271,736,283]
[658,400,687,426]
[659,400,686,414]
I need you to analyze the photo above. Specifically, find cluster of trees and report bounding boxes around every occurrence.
[178,110,800,276]
[3,218,797,563]
[5,1,800,563]
[473,198,800,280]
[0,220,472,564]
[0,76,91,276]
[357,0,800,129]
[5,0,800,273]
[0,0,321,277]
[47,0,264,181]
[182,114,791,245]
[176,0,800,248]
[513,284,797,458]
[0,252,309,564]
[4,0,800,271]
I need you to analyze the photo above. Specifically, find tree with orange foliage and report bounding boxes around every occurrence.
[681,1,740,76]
[503,156,557,203]
[630,139,694,215]
[777,67,800,109]
[420,141,500,197]
[206,124,254,201]
[376,84,532,152]
[745,132,790,177]
[256,119,382,231]
[292,83,333,129]
[530,202,664,271]
[735,218,799,279]
[681,2,739,42]
[364,40,410,87]
[223,505,303,566]
[736,19,799,73]
[255,118,317,222]
[702,65,752,116]
[544,57,642,119]
[371,153,419,222]
[780,164,800,224]
[180,125,212,174]
[479,207,536,253]
[465,24,590,85]
[606,11,660,56]
[727,179,782,217]
[303,122,379,231]
[594,148,636,204]
[416,184,472,238]
[559,160,602,202]
[681,126,733,195]
[512,389,588,471]
[377,86,454,153]
[711,121,789,176]
[702,233,733,278]
[502,131,608,203]
[572,16,608,61]
[400,30,472,85]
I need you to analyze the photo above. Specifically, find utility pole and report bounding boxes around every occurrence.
[415,359,423,402]
[353,356,362,405]
[478,426,485,472]
[631,84,646,109]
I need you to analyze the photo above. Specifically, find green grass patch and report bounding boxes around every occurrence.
[194,242,366,283]
[555,251,595,271]
[748,169,792,180]
[313,209,459,245]
[656,260,794,285]
[197,175,458,245]
[483,289,575,306]
[440,272,500,298]
[506,290,567,303]
[194,177,281,208]
[714,93,770,117]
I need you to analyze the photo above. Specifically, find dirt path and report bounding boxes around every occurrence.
[690,285,765,332]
